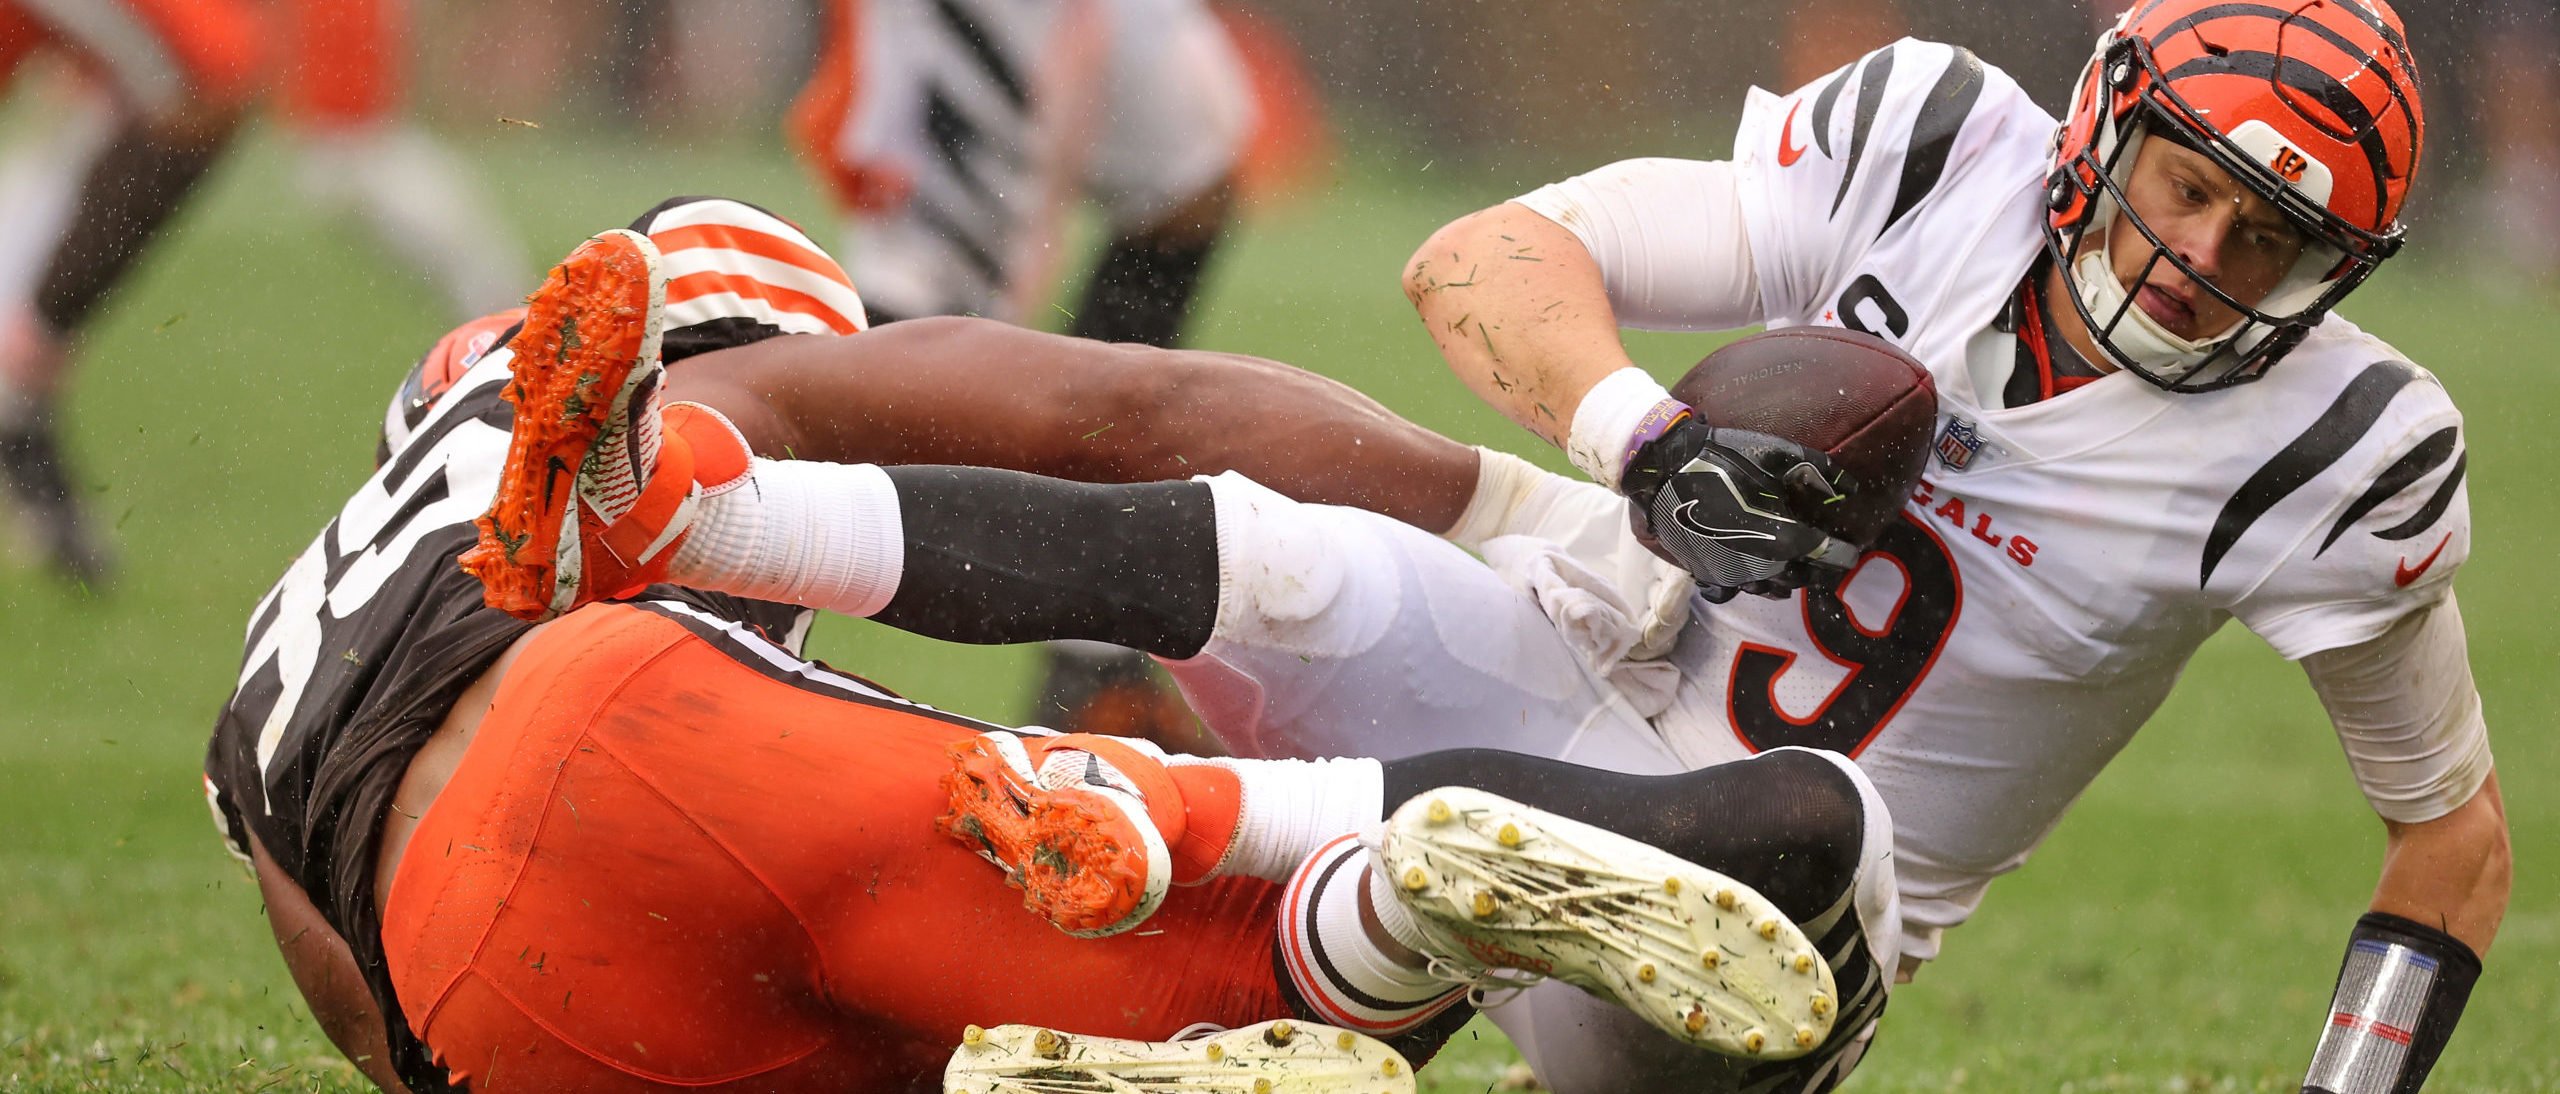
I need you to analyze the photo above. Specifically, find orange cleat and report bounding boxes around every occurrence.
[937,731,1182,938]
[460,229,694,621]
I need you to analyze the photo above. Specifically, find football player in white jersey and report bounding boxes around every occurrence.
[788,0,1260,747]
[1386,0,2499,1090]
[788,0,1251,334]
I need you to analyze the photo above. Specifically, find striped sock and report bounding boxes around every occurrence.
[1273,835,1466,1036]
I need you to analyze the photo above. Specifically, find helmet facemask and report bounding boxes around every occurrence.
[2044,32,2408,392]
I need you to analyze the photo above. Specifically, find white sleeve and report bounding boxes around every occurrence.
[2301,593,2492,824]
[1510,158,1763,333]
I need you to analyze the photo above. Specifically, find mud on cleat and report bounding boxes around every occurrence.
[936,731,1179,938]
[461,228,699,621]
[945,1020,1416,1094]
[1374,787,1839,1060]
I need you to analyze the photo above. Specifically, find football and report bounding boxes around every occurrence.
[1668,326,1939,548]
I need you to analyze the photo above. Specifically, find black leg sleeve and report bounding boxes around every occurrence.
[872,466,1220,658]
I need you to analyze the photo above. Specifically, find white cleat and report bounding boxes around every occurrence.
[945,1020,1415,1093]
[1373,787,1838,1060]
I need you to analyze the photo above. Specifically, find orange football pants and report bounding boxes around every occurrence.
[381,604,1289,1092]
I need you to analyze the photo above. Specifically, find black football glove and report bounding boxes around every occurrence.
[1621,413,1861,601]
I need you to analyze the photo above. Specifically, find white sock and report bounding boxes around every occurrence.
[1274,836,1465,1034]
[666,458,905,616]
[1364,853,1436,956]
[1183,755,1384,883]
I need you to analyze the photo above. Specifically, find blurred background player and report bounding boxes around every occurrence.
[0,0,525,586]
[2459,0,2560,289]
[275,0,530,321]
[787,0,1254,333]
[787,0,1283,743]
[0,0,527,322]
[0,0,262,586]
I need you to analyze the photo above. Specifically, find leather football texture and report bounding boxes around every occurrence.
[1670,327,1940,547]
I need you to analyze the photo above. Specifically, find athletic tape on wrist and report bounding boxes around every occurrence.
[1444,446,1551,548]
[1565,367,1688,487]
[2302,912,2481,1094]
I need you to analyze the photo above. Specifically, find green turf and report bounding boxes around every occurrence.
[0,125,2552,1091]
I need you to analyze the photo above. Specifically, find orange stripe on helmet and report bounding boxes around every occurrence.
[2133,0,2421,233]
[649,224,858,292]
[664,271,862,335]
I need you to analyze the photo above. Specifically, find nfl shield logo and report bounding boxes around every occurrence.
[1935,416,1983,471]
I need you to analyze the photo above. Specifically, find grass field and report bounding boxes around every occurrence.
[0,125,2553,1092]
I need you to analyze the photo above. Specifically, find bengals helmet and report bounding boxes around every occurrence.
[2045,0,2424,391]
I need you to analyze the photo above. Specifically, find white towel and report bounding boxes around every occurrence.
[1479,534,1692,719]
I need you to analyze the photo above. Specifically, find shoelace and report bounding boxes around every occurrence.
[1166,1022,1230,1042]
[1424,954,1546,1010]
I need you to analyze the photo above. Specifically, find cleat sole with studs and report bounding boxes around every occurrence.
[460,229,666,621]
[934,736,1168,938]
[1376,786,1839,1060]
[945,1020,1414,1093]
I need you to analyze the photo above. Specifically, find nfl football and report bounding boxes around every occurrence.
[1668,327,1939,548]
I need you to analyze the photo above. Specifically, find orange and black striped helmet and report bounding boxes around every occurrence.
[2044,0,2424,391]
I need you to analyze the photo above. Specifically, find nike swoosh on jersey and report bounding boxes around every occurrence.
[1778,100,1809,166]
[2393,532,2450,587]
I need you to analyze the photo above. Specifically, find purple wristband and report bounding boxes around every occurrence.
[1620,399,1696,482]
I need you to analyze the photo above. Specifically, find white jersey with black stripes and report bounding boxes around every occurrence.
[1512,39,2480,968]
[807,0,1250,321]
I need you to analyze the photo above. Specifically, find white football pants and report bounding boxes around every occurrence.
[1168,472,1888,1094]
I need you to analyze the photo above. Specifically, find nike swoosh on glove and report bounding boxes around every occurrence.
[1621,414,1861,601]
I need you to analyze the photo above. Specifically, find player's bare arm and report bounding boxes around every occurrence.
[2276,590,2510,1088]
[2372,773,2508,954]
[1402,201,1634,448]
[1406,184,1859,597]
[249,835,414,1094]
[2268,518,2493,1094]
[661,314,1480,532]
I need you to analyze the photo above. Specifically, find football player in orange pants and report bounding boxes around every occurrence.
[209,202,1892,1092]
[0,0,261,584]
[277,0,529,321]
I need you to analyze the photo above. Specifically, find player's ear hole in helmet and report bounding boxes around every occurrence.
[2042,0,2423,392]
